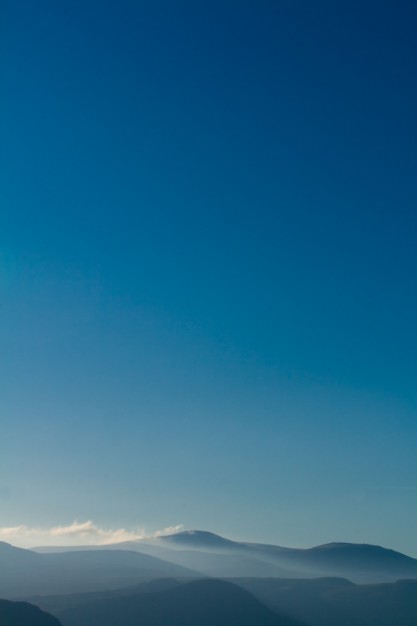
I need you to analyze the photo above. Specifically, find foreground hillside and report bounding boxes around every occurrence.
[234,577,417,626]
[57,579,303,626]
[0,599,62,626]
[26,575,417,626]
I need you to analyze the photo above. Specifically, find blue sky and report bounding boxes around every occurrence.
[1,0,417,555]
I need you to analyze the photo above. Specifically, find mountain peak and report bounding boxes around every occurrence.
[159,530,236,548]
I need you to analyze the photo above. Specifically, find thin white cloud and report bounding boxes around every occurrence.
[0,520,184,548]
[152,525,184,538]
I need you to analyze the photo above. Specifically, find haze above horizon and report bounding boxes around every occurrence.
[1,1,416,558]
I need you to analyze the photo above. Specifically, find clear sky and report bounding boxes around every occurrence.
[1,0,416,556]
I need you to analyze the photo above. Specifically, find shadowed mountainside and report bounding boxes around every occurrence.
[57,579,304,626]
[234,577,417,626]
[24,578,181,615]
[0,599,63,626]
[25,575,417,626]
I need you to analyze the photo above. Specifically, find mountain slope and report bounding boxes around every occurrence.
[234,577,417,626]
[58,579,304,626]
[108,541,298,578]
[0,599,62,626]
[0,542,200,598]
[24,578,182,616]
[26,575,417,626]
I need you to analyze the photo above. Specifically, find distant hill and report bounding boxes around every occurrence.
[0,599,62,626]
[0,541,41,569]
[279,542,417,581]
[155,531,417,583]
[0,542,200,598]
[57,579,304,626]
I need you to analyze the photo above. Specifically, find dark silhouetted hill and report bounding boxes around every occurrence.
[25,578,181,615]
[26,575,417,626]
[0,599,62,626]
[234,577,417,626]
[58,579,304,626]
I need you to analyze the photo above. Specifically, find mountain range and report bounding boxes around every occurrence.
[1,530,416,626]
[57,579,303,626]
[34,529,417,583]
[0,540,198,597]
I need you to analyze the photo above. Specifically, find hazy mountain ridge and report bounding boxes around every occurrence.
[156,531,417,582]
[111,541,298,578]
[3,531,416,625]
[0,542,199,597]
[34,530,417,583]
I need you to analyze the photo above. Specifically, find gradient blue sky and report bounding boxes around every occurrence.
[1,0,417,555]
